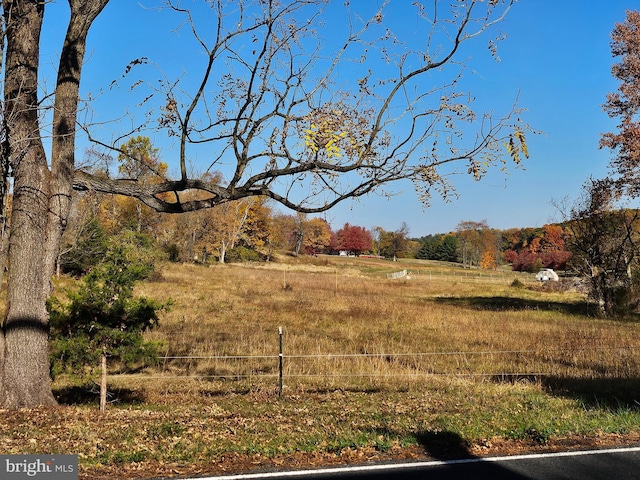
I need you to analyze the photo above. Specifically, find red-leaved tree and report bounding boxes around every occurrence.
[600,10,640,196]
[335,223,373,255]
[503,224,571,272]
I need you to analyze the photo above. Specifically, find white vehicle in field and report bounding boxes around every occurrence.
[536,268,559,282]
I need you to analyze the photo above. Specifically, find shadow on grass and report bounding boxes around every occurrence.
[54,385,146,406]
[381,430,532,479]
[540,376,640,410]
[412,430,473,460]
[434,295,594,316]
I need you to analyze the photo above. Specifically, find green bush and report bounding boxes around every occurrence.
[49,231,170,379]
[226,246,260,263]
[59,218,109,276]
[164,242,180,262]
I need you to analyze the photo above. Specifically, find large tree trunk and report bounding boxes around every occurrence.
[0,0,108,408]
[45,0,110,279]
[0,0,56,407]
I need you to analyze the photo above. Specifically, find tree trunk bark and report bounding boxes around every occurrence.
[590,268,607,317]
[219,242,227,264]
[0,0,108,408]
[0,0,56,408]
[45,0,110,282]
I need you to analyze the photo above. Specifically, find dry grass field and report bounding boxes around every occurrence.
[3,255,640,479]
[144,255,638,388]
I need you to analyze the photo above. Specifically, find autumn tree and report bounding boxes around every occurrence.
[302,218,333,255]
[238,197,278,259]
[563,179,640,317]
[377,223,411,261]
[160,196,261,264]
[479,234,500,270]
[544,10,640,316]
[456,220,490,268]
[270,214,298,255]
[579,8,640,316]
[157,210,198,262]
[206,199,256,264]
[600,10,640,197]
[271,214,304,255]
[454,220,501,269]
[155,171,225,262]
[502,224,571,272]
[336,223,373,256]
[371,226,385,257]
[291,213,307,257]
[112,136,168,235]
[404,239,422,259]
[273,214,333,256]
[0,0,529,407]
[537,224,571,270]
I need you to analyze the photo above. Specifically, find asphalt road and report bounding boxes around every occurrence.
[176,447,640,480]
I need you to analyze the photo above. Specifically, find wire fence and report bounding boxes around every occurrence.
[115,334,640,396]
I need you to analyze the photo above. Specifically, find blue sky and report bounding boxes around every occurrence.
[41,0,637,237]
[336,0,631,237]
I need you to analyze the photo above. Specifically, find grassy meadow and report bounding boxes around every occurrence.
[3,255,640,479]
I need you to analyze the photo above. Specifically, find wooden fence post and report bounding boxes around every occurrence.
[100,352,107,412]
[278,327,283,398]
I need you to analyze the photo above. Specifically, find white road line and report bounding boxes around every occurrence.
[190,446,640,480]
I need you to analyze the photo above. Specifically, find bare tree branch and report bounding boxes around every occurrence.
[75,0,531,216]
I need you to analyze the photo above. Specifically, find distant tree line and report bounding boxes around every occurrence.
[58,138,575,272]
[415,221,572,273]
